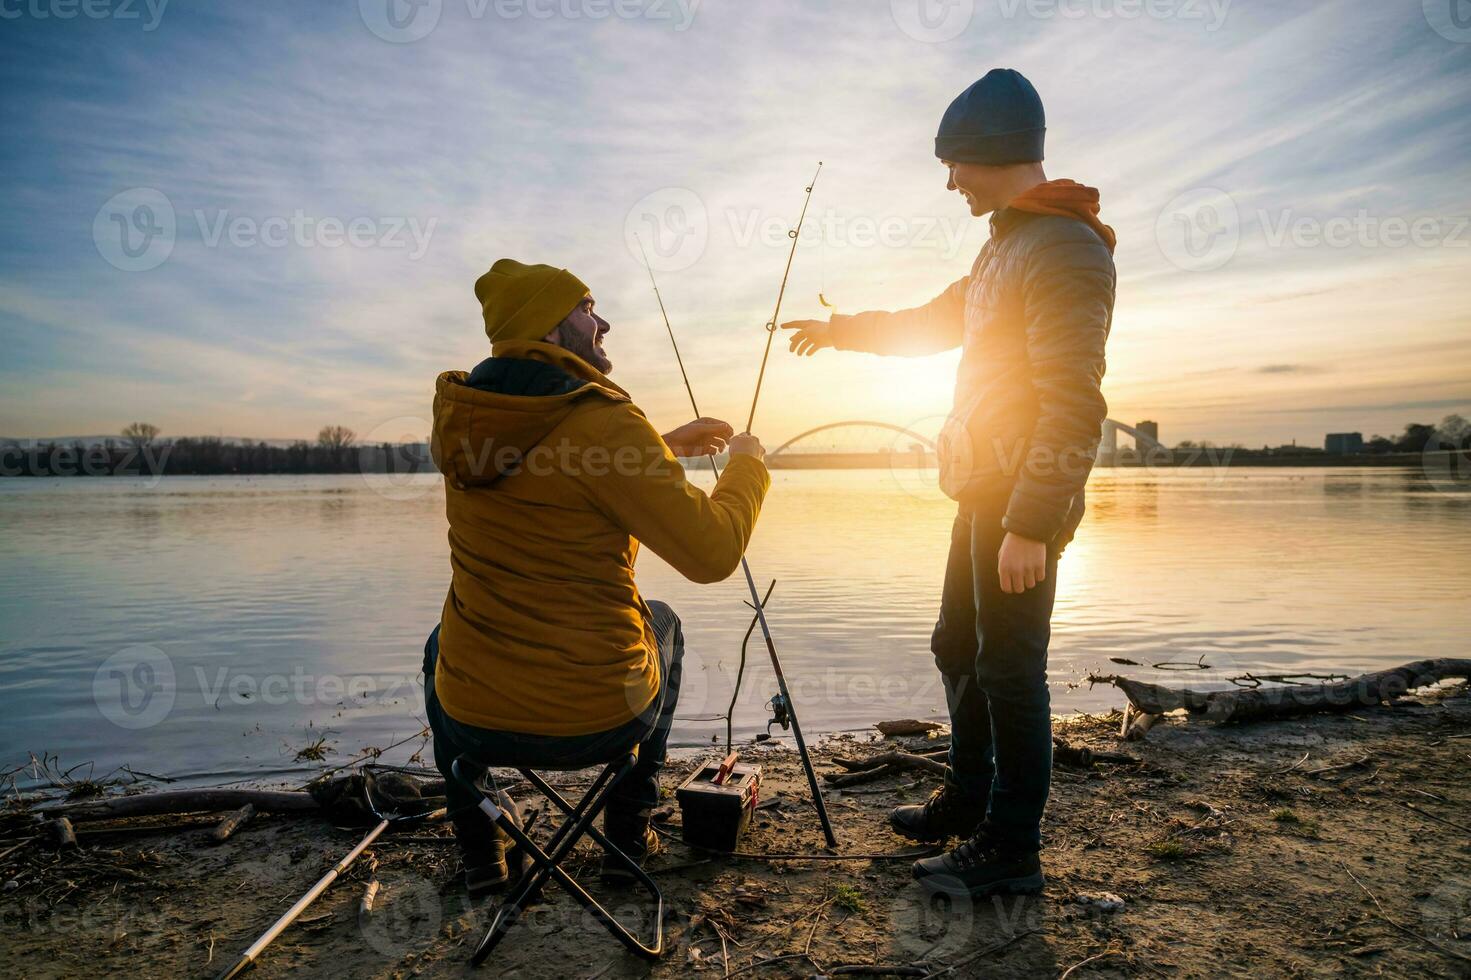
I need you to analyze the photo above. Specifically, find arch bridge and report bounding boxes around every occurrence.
[767,421,936,458]
[1099,419,1165,455]
[768,419,1160,459]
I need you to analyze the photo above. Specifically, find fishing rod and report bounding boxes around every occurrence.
[635,168,838,851]
[216,782,446,979]
[747,161,821,434]
[216,816,390,980]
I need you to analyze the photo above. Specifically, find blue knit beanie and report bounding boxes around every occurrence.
[935,69,1046,165]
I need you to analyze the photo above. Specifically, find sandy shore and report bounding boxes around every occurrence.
[2,682,1469,978]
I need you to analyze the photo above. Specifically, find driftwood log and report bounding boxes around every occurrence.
[827,750,947,787]
[827,740,1136,787]
[1052,740,1137,767]
[29,771,448,829]
[40,788,320,822]
[1091,658,1471,724]
[874,720,945,737]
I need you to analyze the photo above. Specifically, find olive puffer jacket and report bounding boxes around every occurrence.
[431,340,769,736]
[830,207,1115,547]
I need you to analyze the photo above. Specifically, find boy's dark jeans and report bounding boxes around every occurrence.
[423,600,685,830]
[931,497,1059,852]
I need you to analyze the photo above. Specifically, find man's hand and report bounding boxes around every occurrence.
[997,532,1047,594]
[781,319,835,356]
[728,433,765,460]
[662,417,734,458]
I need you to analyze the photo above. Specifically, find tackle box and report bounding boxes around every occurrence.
[674,753,761,852]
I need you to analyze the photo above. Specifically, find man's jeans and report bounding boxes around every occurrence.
[930,497,1059,852]
[423,599,685,828]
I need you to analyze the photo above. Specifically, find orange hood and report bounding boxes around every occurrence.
[1009,179,1116,253]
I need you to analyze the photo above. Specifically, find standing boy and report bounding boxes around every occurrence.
[782,69,1116,895]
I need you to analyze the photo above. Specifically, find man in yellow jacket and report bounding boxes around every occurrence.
[423,258,770,894]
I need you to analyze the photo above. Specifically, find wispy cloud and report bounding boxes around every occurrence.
[1256,364,1322,375]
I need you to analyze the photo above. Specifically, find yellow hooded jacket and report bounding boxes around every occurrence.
[431,340,770,736]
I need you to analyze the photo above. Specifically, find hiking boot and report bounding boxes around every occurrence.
[464,856,510,898]
[599,825,663,885]
[889,784,985,843]
[911,828,1044,897]
[453,812,510,898]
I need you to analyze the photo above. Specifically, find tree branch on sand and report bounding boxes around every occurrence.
[826,750,948,787]
[1089,658,1471,724]
[825,739,1137,788]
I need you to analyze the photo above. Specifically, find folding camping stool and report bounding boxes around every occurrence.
[450,750,665,966]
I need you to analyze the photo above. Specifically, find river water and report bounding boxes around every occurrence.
[1,467,1466,789]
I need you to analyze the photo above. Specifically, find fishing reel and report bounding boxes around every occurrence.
[766,692,790,734]
[752,692,791,743]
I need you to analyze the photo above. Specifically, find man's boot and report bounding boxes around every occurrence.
[453,788,527,898]
[910,825,1044,897]
[453,811,510,897]
[600,810,663,884]
[888,781,985,842]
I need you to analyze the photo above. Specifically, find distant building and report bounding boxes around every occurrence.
[1325,432,1364,455]
[1134,420,1159,447]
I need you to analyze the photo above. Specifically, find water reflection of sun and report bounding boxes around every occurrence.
[1058,533,1091,588]
[1052,533,1091,632]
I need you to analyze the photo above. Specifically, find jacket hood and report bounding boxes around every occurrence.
[1007,179,1116,253]
[432,340,629,488]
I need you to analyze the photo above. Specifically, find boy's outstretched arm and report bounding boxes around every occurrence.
[781,277,967,357]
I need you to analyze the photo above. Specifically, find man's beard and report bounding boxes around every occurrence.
[561,328,612,374]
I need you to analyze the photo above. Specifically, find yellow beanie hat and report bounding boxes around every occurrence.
[474,258,589,344]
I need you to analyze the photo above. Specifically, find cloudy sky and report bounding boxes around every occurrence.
[1,0,1467,449]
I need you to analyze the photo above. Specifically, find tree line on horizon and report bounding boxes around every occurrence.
[1,417,1466,477]
[1,424,431,477]
[1358,417,1467,455]
[1171,416,1468,454]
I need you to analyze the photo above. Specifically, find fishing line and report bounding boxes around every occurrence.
[638,236,701,420]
